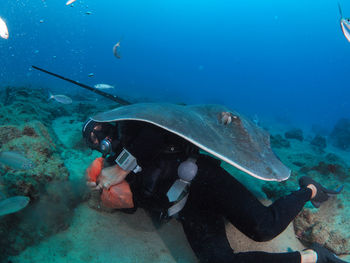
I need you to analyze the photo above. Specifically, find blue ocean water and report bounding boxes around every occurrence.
[0,0,349,128]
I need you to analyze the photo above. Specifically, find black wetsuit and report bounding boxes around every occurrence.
[110,121,311,263]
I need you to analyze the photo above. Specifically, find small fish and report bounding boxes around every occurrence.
[252,114,260,126]
[338,3,350,42]
[0,196,30,216]
[48,92,72,104]
[88,73,94,77]
[94,83,115,89]
[66,0,76,5]
[113,41,121,59]
[85,11,92,15]
[0,17,9,39]
[0,151,35,170]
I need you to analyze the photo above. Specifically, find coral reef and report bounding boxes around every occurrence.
[0,87,92,260]
[0,121,68,197]
[294,198,349,254]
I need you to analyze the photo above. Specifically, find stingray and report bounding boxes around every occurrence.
[92,103,291,182]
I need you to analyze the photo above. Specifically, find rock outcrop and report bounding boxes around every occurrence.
[285,128,304,141]
[329,118,350,151]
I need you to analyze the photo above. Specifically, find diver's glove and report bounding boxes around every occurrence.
[309,243,349,263]
[299,176,344,208]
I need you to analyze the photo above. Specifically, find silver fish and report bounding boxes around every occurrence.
[0,196,30,216]
[94,83,115,89]
[0,17,9,39]
[0,151,35,170]
[66,0,77,6]
[48,92,72,104]
[338,3,350,42]
[113,41,121,59]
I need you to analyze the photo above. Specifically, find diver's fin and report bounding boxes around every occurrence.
[325,185,344,196]
[299,176,344,208]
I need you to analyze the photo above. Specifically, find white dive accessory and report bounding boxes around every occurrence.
[115,148,142,173]
[167,157,198,217]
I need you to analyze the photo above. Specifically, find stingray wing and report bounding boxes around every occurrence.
[92,103,291,182]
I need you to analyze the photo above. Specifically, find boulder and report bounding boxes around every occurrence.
[270,134,291,148]
[285,128,304,141]
[310,135,327,150]
[329,118,350,151]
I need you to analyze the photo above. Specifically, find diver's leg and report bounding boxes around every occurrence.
[179,207,302,263]
[180,209,234,263]
[212,168,312,242]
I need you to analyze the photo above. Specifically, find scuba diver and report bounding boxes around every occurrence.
[82,106,347,263]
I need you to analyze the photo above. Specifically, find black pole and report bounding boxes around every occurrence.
[32,65,131,105]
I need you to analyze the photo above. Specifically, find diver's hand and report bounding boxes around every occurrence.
[307,243,349,263]
[86,181,100,191]
[96,165,130,190]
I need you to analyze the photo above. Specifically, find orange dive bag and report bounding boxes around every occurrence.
[85,157,104,182]
[85,157,134,209]
[101,180,134,209]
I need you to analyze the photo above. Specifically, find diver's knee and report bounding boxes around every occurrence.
[249,227,278,242]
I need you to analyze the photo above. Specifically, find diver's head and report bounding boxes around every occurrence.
[82,118,119,156]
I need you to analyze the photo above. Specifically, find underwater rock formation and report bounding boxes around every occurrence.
[0,120,71,258]
[329,118,350,151]
[0,87,92,260]
[294,199,349,255]
[0,87,71,126]
[285,128,304,141]
[299,162,348,180]
[310,135,327,150]
[270,134,291,148]
[0,120,69,197]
